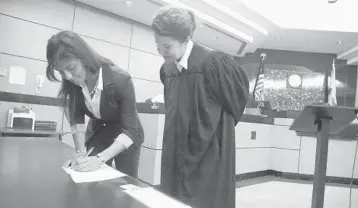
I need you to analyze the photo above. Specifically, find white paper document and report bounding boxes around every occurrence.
[123,186,191,208]
[121,184,141,191]
[62,164,126,183]
[9,66,26,85]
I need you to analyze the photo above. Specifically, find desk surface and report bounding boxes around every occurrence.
[0,127,61,135]
[0,137,173,208]
[0,128,61,135]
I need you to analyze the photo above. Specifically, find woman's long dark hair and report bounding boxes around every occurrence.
[46,30,112,123]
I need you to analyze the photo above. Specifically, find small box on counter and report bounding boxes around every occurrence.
[34,121,57,131]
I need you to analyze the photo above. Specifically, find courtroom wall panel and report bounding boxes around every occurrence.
[0,0,74,30]
[128,49,164,82]
[269,148,299,173]
[132,78,163,102]
[235,123,271,148]
[299,136,357,178]
[138,147,162,185]
[0,15,60,61]
[138,114,164,149]
[325,140,358,178]
[131,22,159,55]
[73,3,132,47]
[236,148,270,174]
[270,125,300,150]
[82,36,130,71]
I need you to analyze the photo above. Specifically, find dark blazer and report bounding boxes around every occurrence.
[70,63,144,149]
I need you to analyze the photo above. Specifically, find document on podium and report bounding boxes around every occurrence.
[122,185,191,208]
[62,164,126,183]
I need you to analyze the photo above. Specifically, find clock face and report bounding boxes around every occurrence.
[288,74,302,88]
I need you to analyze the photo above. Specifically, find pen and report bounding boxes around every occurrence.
[85,147,94,157]
[65,147,94,168]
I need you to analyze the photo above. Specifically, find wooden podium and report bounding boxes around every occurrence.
[290,104,358,208]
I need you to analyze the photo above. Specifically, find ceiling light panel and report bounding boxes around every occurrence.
[194,23,245,56]
[160,0,254,43]
[197,0,268,36]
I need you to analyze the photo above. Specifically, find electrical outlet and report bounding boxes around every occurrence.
[0,68,6,77]
[250,131,256,140]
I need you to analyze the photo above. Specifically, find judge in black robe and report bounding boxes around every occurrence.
[152,6,249,208]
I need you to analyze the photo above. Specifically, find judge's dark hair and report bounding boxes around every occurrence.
[151,6,196,42]
[46,30,112,122]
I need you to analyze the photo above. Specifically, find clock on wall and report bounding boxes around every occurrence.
[287,73,302,88]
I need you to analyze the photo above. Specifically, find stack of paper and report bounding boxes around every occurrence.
[122,185,191,208]
[62,165,126,183]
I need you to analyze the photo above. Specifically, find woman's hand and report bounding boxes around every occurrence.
[73,156,102,172]
[62,153,85,168]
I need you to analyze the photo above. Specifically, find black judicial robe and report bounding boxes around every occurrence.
[159,44,249,208]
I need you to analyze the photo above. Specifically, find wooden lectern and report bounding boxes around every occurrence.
[290,104,358,208]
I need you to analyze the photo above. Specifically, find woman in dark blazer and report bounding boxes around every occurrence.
[46,31,144,178]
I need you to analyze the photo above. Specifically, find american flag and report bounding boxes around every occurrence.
[253,54,266,101]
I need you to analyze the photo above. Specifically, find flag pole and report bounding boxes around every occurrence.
[253,53,266,100]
